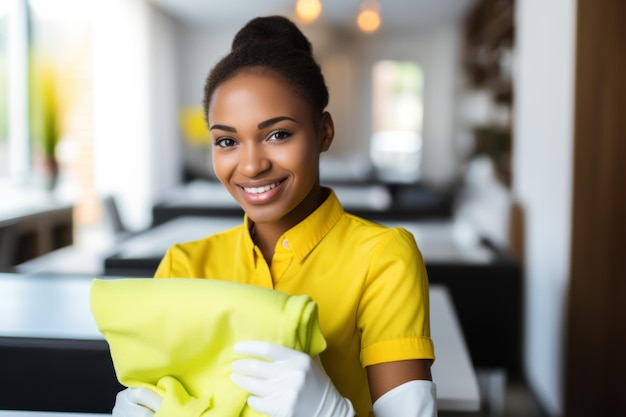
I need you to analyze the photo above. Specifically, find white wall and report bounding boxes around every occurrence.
[175,23,235,178]
[93,0,180,230]
[148,6,181,199]
[513,0,576,415]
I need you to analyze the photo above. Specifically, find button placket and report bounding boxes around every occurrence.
[271,239,293,285]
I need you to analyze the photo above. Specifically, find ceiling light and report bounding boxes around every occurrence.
[296,0,322,23]
[357,0,381,33]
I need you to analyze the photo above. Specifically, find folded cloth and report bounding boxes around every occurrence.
[90,278,327,417]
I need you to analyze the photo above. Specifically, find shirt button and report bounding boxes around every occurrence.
[282,238,290,249]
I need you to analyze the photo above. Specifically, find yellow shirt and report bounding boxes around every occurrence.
[155,189,435,417]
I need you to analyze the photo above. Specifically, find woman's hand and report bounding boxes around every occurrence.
[111,387,162,417]
[231,341,355,417]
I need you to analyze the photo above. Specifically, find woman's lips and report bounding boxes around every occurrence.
[238,179,286,204]
[241,180,282,194]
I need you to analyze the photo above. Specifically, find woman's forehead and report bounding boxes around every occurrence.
[208,72,313,122]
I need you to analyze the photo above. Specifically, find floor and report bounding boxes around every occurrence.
[440,369,548,417]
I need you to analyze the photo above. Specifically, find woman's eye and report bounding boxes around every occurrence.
[215,138,236,148]
[269,130,291,141]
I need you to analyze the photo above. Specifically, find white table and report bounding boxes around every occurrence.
[0,274,101,341]
[430,286,481,411]
[0,273,479,412]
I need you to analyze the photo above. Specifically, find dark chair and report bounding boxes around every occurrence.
[0,220,17,272]
[102,195,132,242]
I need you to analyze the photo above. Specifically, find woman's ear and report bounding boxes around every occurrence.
[319,111,334,152]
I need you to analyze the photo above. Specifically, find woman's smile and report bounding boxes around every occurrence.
[237,178,287,203]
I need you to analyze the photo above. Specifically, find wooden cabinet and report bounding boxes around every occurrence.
[1,196,74,266]
[12,205,74,264]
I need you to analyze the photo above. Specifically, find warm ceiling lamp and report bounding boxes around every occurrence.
[296,0,322,23]
[357,0,381,33]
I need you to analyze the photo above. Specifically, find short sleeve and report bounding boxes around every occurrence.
[154,247,173,278]
[154,245,194,278]
[357,228,435,367]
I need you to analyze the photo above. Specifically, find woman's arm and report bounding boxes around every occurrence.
[367,359,433,402]
[368,359,437,417]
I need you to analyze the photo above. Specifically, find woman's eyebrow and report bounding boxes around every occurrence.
[209,124,236,132]
[257,116,297,130]
[209,116,297,132]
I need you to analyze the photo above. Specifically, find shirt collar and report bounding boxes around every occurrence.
[241,187,344,262]
[242,214,256,253]
[282,187,344,262]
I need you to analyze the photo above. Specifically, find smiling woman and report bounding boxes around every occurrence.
[111,15,436,417]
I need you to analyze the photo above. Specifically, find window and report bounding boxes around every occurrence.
[28,0,96,222]
[1,0,32,184]
[370,60,424,183]
[1,0,96,227]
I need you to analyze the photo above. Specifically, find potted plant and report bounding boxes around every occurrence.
[30,57,61,190]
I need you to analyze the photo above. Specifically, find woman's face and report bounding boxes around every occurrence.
[208,71,333,229]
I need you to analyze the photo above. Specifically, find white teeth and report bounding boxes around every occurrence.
[243,181,280,194]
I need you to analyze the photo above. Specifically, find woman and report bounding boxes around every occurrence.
[113,15,436,417]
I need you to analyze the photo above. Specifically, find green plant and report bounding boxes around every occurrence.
[472,125,512,186]
[30,54,61,160]
[29,53,62,190]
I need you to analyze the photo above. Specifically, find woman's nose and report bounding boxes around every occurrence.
[240,143,271,177]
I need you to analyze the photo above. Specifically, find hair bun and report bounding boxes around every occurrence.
[232,15,312,55]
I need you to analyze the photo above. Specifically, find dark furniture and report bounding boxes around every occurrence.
[0,220,17,272]
[0,339,122,412]
[0,273,479,412]
[0,274,122,413]
[427,255,522,375]
[0,199,74,266]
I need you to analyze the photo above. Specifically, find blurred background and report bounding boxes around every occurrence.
[1,0,623,416]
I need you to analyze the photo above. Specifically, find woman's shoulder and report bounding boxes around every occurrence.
[341,212,415,237]
[337,212,418,250]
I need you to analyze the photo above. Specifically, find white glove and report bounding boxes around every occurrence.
[231,341,355,417]
[372,380,437,417]
[112,387,163,417]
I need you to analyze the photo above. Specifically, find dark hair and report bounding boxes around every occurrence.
[203,15,329,125]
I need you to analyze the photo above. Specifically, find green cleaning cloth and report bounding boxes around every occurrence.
[90,278,327,417]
